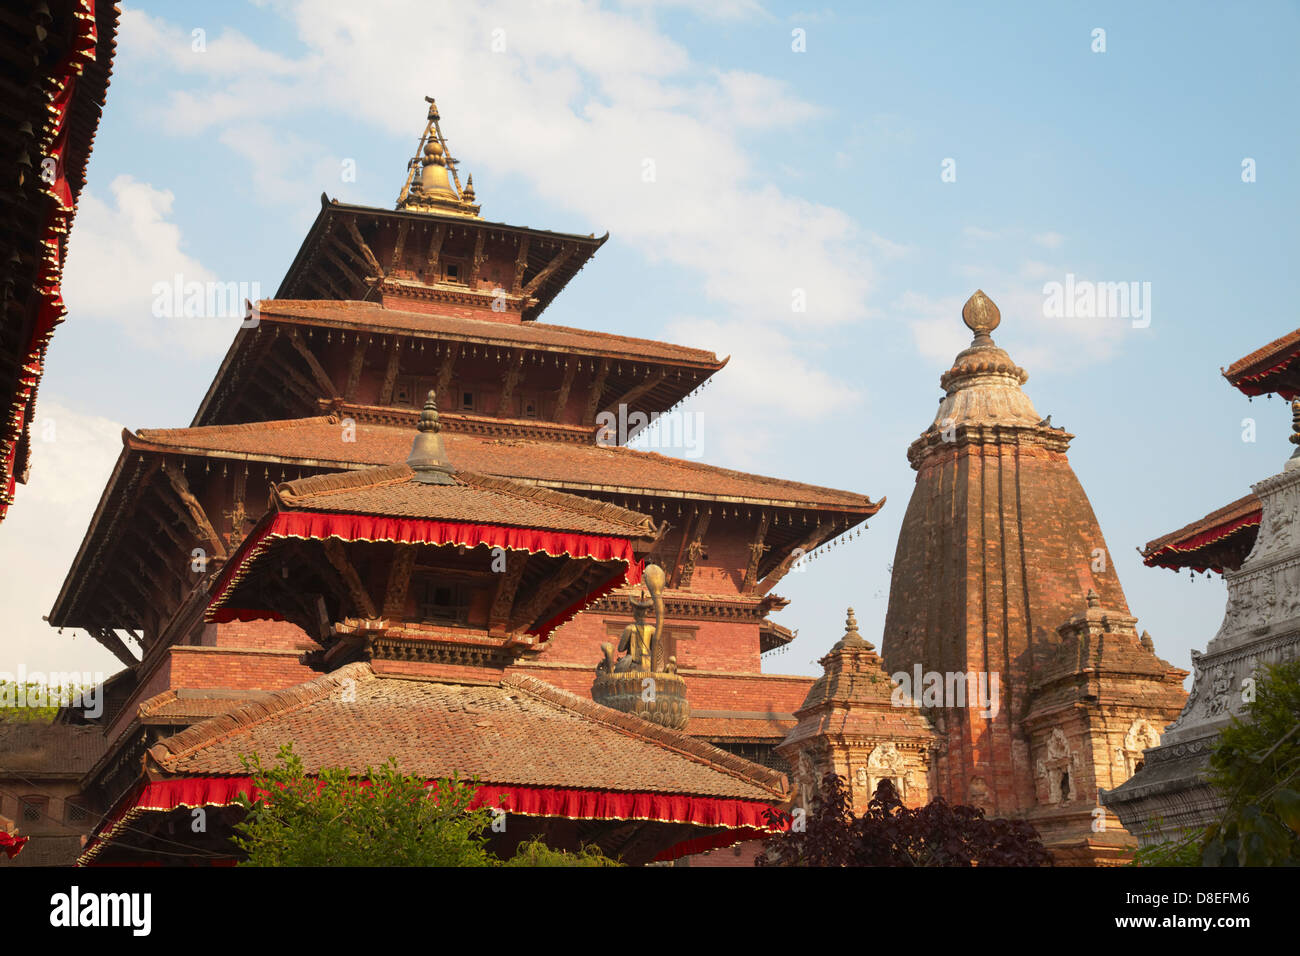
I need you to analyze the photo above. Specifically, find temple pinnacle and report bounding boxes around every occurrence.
[962,289,1001,339]
[407,390,456,484]
[834,606,873,650]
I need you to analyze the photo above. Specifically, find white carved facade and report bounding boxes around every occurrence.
[1102,455,1300,843]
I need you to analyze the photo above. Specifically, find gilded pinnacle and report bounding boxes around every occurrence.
[962,289,1001,338]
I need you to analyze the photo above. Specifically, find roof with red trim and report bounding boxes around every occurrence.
[1222,327,1300,399]
[144,663,787,801]
[275,464,657,536]
[1141,493,1261,573]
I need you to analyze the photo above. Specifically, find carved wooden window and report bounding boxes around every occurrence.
[460,389,476,412]
[443,259,465,284]
[394,376,416,407]
[413,576,470,625]
[521,394,540,419]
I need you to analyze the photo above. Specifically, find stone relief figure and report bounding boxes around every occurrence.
[1206,664,1235,718]
[1168,650,1204,732]
[1120,719,1161,778]
[1046,728,1070,760]
[1254,573,1278,629]
[1267,506,1293,554]
[797,751,819,803]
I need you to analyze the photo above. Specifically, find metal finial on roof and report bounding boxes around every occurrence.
[407,391,456,484]
[396,96,481,217]
[962,289,1001,339]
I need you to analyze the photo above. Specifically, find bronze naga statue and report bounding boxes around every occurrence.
[594,564,689,729]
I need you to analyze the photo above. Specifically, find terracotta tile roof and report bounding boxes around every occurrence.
[130,413,878,512]
[1222,328,1300,398]
[146,663,786,800]
[688,716,796,739]
[0,722,105,776]
[137,690,268,724]
[1142,493,1261,571]
[274,463,656,537]
[256,300,725,369]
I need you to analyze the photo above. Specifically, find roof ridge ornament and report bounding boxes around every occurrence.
[406,390,457,484]
[396,96,482,218]
[962,289,1001,342]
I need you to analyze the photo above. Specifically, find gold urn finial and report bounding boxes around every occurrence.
[396,96,481,217]
[962,289,1001,339]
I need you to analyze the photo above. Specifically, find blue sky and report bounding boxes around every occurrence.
[5,0,1298,684]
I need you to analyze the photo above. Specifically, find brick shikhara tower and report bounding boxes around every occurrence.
[880,290,1186,864]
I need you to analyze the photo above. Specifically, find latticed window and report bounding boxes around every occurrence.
[65,800,90,825]
[19,796,46,824]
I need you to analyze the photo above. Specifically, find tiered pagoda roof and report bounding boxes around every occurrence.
[194,299,726,427]
[51,404,877,638]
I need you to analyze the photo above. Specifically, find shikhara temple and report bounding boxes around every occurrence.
[4,97,1205,867]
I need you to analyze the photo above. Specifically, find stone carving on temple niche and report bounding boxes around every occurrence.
[1120,718,1161,779]
[865,742,906,800]
[1253,573,1278,630]
[592,564,690,729]
[1167,650,1204,732]
[1205,664,1234,719]
[796,751,819,805]
[1038,729,1077,805]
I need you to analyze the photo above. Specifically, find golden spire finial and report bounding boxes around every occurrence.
[396,96,481,218]
[962,289,1001,338]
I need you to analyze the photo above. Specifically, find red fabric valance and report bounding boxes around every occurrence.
[79,775,783,865]
[206,508,643,639]
[1144,509,1261,571]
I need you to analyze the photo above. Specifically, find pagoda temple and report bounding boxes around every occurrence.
[1102,327,1300,844]
[77,396,789,864]
[878,290,1187,864]
[45,98,881,863]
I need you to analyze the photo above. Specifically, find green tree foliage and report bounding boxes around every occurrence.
[1199,659,1300,867]
[500,836,622,867]
[1129,827,1203,868]
[0,681,79,723]
[231,744,621,867]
